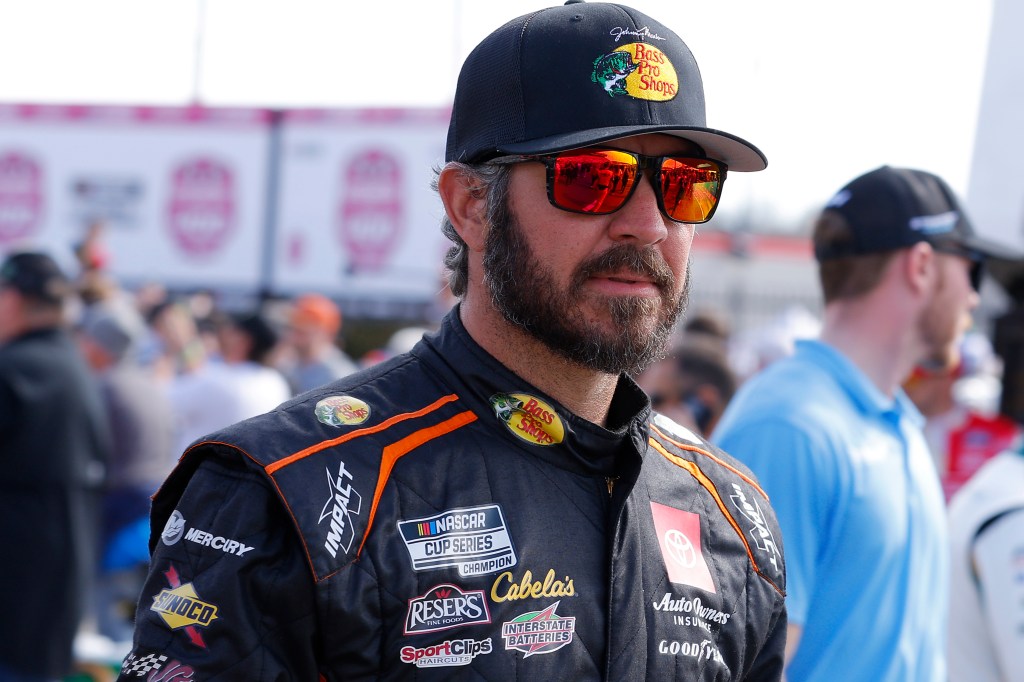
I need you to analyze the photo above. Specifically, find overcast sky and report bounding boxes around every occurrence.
[0,0,996,230]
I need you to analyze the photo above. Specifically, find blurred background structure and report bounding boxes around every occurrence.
[1,0,1021,353]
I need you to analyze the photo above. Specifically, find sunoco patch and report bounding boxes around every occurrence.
[398,504,517,577]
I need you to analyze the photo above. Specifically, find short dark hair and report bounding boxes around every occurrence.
[813,210,899,303]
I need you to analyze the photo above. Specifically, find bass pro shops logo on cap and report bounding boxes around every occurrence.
[591,37,677,100]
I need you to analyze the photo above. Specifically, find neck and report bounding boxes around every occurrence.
[457,294,621,426]
[818,296,920,398]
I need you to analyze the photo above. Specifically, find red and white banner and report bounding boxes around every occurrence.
[0,104,272,289]
[270,108,451,300]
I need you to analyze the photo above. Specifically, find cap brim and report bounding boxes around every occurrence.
[497,125,767,172]
[958,234,1024,260]
[984,254,1024,291]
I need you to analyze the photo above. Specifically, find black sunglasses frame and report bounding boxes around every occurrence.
[487,148,728,225]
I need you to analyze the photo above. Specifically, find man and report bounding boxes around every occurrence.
[77,301,176,641]
[945,272,1024,682]
[640,335,737,437]
[713,166,1011,681]
[281,293,358,395]
[0,251,110,681]
[120,3,786,679]
[167,310,291,453]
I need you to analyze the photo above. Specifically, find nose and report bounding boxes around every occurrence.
[606,172,670,245]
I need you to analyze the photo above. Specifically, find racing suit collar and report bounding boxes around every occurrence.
[415,308,651,479]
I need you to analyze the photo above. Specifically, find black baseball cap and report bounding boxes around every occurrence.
[446,1,767,171]
[0,251,72,304]
[814,165,1015,263]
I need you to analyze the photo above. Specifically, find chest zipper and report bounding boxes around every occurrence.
[606,476,618,496]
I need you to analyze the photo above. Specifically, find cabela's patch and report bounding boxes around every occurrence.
[490,392,564,446]
[315,395,370,427]
[591,42,678,100]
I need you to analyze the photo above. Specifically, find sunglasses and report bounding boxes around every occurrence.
[488,148,727,224]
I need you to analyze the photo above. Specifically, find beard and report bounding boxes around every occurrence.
[482,207,689,375]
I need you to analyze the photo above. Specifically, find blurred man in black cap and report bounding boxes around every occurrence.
[0,251,110,681]
[120,3,785,679]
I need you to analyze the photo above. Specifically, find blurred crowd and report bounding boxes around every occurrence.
[0,239,440,679]
[4,224,1024,679]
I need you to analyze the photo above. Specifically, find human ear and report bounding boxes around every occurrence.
[437,165,489,253]
[903,241,936,296]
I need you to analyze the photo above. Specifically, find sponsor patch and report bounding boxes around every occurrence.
[658,638,725,665]
[591,42,677,100]
[651,502,716,593]
[121,652,196,680]
[400,638,492,668]
[161,509,255,557]
[404,583,491,635]
[491,568,577,603]
[490,392,564,446]
[161,510,186,546]
[653,413,701,444]
[398,504,517,576]
[501,601,576,657]
[652,593,731,632]
[150,564,217,648]
[728,483,781,573]
[318,459,362,559]
[315,395,370,427]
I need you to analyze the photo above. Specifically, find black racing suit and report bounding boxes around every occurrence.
[119,310,786,681]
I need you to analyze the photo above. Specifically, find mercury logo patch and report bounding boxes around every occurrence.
[650,502,716,593]
[490,392,564,446]
[398,504,517,576]
[591,42,678,100]
[315,395,370,427]
[161,510,186,546]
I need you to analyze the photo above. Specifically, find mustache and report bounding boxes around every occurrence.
[574,244,676,291]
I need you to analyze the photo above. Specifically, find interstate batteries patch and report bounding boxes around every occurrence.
[398,504,518,577]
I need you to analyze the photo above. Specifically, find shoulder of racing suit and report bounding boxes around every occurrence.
[150,352,482,583]
[646,411,787,597]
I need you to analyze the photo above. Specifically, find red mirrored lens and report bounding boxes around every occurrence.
[550,150,639,214]
[660,158,722,222]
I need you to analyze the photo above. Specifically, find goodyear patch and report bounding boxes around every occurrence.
[315,395,370,427]
[490,392,564,446]
[501,601,576,657]
[591,42,678,100]
[398,504,517,576]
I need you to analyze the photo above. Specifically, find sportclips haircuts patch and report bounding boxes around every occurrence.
[490,393,564,446]
[398,504,517,577]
